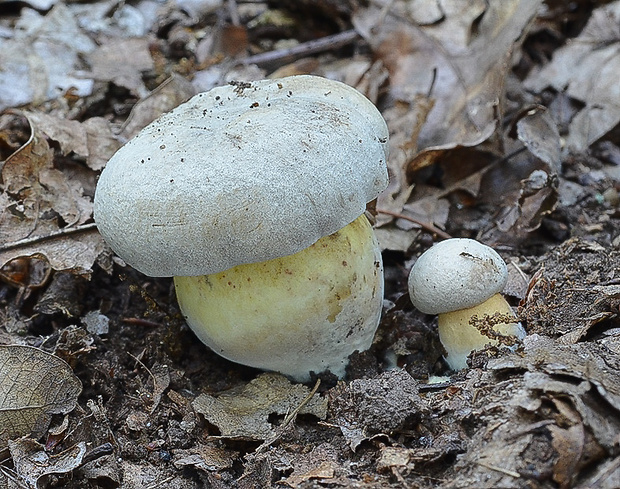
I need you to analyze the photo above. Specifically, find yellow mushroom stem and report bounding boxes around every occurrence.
[437,293,524,370]
[173,214,383,382]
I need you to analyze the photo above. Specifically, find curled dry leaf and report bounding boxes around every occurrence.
[0,113,106,274]
[489,168,558,236]
[354,0,541,173]
[22,111,121,172]
[525,1,620,153]
[516,106,562,173]
[0,345,82,447]
[477,108,561,241]
[8,438,86,488]
[0,4,96,110]
[192,373,327,440]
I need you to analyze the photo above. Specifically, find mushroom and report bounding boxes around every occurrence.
[94,75,389,382]
[407,238,525,370]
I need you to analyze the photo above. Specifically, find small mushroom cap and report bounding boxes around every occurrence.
[94,75,389,277]
[408,238,508,315]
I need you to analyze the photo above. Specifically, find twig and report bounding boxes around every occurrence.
[121,317,163,328]
[376,209,452,240]
[227,0,240,26]
[254,379,321,455]
[0,223,98,253]
[476,460,521,478]
[81,442,115,466]
[240,30,359,66]
[144,476,175,489]
[128,351,156,384]
[0,465,28,489]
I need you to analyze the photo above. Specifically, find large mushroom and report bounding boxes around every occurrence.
[94,75,389,382]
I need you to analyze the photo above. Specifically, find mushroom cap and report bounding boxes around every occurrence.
[94,75,389,277]
[408,238,508,315]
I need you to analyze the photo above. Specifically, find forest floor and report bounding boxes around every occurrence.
[1,0,620,488]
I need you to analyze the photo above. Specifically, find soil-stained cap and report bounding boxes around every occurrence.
[408,238,509,315]
[94,75,389,277]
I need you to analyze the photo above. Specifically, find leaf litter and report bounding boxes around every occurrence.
[0,0,619,488]
[0,345,82,447]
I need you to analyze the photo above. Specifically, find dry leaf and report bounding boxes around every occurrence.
[22,111,121,172]
[516,106,562,173]
[0,4,95,110]
[120,75,196,141]
[0,345,82,447]
[489,335,620,451]
[0,114,106,274]
[8,438,86,488]
[280,444,339,488]
[354,0,541,170]
[525,2,620,153]
[492,169,558,235]
[359,0,544,244]
[192,373,327,440]
[87,37,155,97]
[172,444,238,472]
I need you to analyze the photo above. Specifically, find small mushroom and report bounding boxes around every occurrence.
[94,75,389,382]
[407,238,525,370]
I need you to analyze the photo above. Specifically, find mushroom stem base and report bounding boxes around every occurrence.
[173,214,383,382]
[438,293,525,370]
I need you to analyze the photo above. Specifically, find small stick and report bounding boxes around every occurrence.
[122,317,162,328]
[81,442,114,465]
[254,379,321,455]
[240,30,359,66]
[476,460,521,478]
[0,222,98,252]
[376,209,452,240]
[228,0,240,26]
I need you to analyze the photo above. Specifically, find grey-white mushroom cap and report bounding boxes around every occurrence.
[408,238,508,315]
[94,75,389,277]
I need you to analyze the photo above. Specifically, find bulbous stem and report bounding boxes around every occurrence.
[438,293,525,370]
[173,214,384,382]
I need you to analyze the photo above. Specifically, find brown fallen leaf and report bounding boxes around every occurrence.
[8,438,86,488]
[192,372,327,440]
[87,37,155,97]
[524,1,620,154]
[0,345,82,447]
[354,0,541,172]
[0,113,106,274]
[22,111,120,172]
